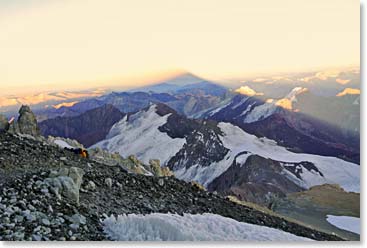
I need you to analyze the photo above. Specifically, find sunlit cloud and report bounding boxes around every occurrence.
[336,78,351,85]
[235,86,264,96]
[336,88,361,97]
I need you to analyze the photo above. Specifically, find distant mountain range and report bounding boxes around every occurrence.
[35,73,230,121]
[37,71,360,163]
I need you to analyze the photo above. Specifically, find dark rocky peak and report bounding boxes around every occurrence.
[208,154,307,206]
[155,102,179,117]
[155,102,223,139]
[39,104,125,147]
[146,103,230,171]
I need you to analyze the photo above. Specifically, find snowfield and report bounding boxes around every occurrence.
[103,213,312,241]
[326,215,360,235]
[92,105,186,165]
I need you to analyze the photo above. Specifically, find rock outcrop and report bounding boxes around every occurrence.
[17,105,40,136]
[208,155,305,206]
[0,114,9,132]
[88,148,173,177]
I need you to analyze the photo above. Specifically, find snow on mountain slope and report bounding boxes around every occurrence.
[103,213,312,241]
[243,87,308,123]
[93,103,359,194]
[217,123,359,192]
[176,122,359,192]
[242,101,277,123]
[91,105,186,165]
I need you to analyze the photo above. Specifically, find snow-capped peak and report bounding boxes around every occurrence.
[336,88,361,97]
[234,86,263,96]
[285,87,308,99]
[242,87,308,122]
[275,87,308,110]
[91,104,186,165]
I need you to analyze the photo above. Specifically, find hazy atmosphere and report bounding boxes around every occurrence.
[0,0,359,95]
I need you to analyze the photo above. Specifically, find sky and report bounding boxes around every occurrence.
[0,0,360,95]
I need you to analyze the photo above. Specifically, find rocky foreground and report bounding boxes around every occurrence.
[0,132,344,241]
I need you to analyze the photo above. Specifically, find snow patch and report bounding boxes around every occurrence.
[103,213,312,241]
[208,100,232,116]
[240,104,254,116]
[326,215,360,235]
[54,139,75,149]
[231,97,249,109]
[243,101,277,123]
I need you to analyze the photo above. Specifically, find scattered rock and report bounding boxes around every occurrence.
[41,218,50,226]
[85,181,96,191]
[32,234,42,241]
[158,178,164,187]
[105,178,112,188]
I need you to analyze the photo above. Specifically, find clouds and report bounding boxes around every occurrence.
[336,78,351,85]
[336,88,361,97]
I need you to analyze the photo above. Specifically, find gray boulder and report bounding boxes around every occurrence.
[44,167,84,205]
[85,181,96,191]
[105,178,113,188]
